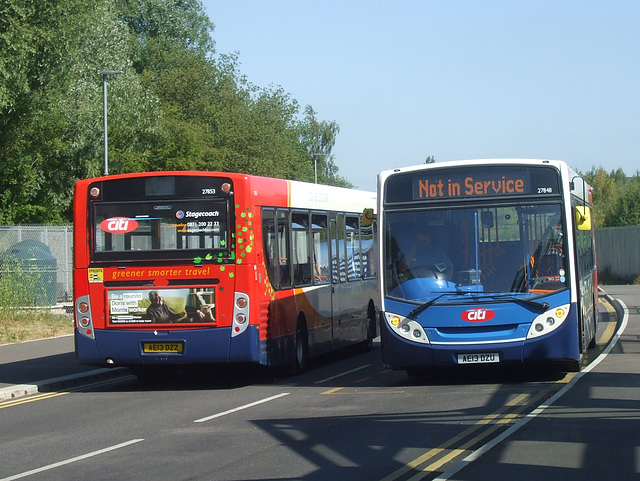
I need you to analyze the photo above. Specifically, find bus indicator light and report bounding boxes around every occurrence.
[100,217,138,234]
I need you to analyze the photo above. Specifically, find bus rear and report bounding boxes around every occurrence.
[377,160,597,374]
[74,171,378,373]
[73,172,263,369]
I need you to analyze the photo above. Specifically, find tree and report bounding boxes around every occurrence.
[425,155,436,164]
[298,106,351,187]
[0,0,354,223]
[0,0,157,223]
[581,166,640,227]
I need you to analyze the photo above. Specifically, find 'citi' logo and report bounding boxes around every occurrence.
[461,308,495,322]
[100,217,139,234]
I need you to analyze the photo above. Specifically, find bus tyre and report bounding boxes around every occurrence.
[291,320,308,375]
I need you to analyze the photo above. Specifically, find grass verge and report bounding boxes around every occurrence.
[0,263,74,344]
[0,308,73,344]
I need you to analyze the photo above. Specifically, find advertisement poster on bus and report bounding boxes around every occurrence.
[107,287,216,325]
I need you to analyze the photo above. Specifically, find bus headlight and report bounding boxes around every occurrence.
[384,312,429,344]
[527,304,570,339]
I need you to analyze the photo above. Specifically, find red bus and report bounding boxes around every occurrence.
[73,172,378,374]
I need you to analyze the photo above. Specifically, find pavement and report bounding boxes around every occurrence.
[0,335,128,401]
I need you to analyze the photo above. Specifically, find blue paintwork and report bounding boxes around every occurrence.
[380,289,578,369]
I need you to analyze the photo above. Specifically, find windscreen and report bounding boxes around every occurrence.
[383,203,568,301]
[89,176,232,262]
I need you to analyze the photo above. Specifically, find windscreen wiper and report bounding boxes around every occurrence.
[486,293,552,311]
[409,293,451,319]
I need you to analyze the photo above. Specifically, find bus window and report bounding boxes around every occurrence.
[330,219,340,284]
[262,209,292,289]
[312,213,329,285]
[361,222,375,278]
[262,209,278,287]
[276,210,292,289]
[292,211,311,286]
[345,215,361,281]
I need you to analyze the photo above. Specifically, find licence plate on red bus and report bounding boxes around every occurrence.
[457,353,499,364]
[143,342,184,354]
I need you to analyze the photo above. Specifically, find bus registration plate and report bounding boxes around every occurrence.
[457,353,499,364]
[143,342,184,354]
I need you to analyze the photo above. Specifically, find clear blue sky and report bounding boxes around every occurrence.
[202,0,640,191]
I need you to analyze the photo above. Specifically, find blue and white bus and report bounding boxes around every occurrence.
[377,159,597,374]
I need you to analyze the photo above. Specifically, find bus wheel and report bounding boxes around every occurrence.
[291,319,308,375]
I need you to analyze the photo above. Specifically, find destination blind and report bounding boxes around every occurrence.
[404,167,561,201]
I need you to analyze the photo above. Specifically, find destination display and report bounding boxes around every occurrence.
[414,171,530,199]
[385,166,561,203]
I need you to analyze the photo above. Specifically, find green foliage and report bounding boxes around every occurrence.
[0,260,48,307]
[298,106,352,187]
[581,166,640,227]
[0,0,351,224]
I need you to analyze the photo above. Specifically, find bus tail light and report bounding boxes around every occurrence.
[75,295,95,340]
[231,291,250,337]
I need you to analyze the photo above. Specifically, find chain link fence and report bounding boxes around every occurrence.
[0,225,73,305]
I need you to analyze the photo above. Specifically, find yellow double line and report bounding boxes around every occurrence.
[0,390,69,408]
[0,375,133,409]
[379,383,570,481]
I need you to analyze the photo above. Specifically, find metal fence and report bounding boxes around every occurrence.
[595,225,640,281]
[0,224,636,306]
[0,225,73,305]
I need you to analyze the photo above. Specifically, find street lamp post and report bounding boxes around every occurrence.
[312,153,325,184]
[102,70,124,176]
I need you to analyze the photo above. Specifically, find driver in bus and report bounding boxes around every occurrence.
[401,231,454,280]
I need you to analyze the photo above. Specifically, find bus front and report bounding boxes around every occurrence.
[378,160,594,374]
[73,173,258,369]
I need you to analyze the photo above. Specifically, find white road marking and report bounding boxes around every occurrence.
[193,392,290,423]
[434,300,630,481]
[0,439,144,481]
[314,364,372,384]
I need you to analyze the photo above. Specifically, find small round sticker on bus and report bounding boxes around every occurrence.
[99,217,139,234]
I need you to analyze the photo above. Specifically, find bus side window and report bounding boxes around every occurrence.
[312,213,329,285]
[361,222,375,278]
[345,216,361,281]
[276,209,292,289]
[292,211,311,286]
[261,209,279,288]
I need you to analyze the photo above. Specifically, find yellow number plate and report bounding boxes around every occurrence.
[142,342,184,353]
